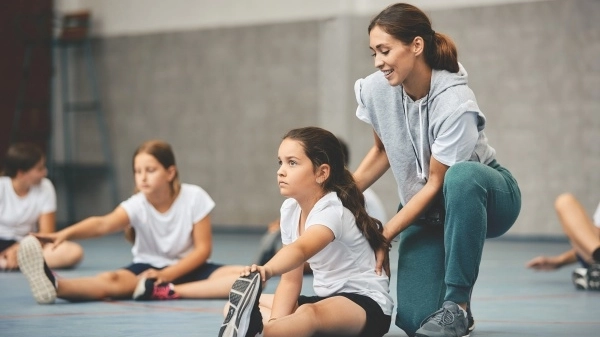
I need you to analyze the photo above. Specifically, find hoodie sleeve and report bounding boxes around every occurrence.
[354,78,372,125]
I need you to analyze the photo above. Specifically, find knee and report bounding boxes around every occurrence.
[98,271,120,283]
[554,193,577,213]
[444,162,483,194]
[67,242,84,267]
[294,303,317,320]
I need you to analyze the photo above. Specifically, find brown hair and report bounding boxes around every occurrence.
[283,127,389,254]
[2,143,45,178]
[368,3,459,73]
[132,140,180,197]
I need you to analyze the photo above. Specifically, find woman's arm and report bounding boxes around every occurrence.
[154,215,212,283]
[382,156,448,241]
[353,130,390,192]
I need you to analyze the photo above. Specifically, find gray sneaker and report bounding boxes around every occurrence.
[415,301,469,337]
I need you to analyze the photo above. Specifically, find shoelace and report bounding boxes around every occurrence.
[422,307,456,326]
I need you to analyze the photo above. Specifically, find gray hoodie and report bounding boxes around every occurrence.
[354,63,495,206]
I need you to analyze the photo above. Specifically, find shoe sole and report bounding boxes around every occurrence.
[218,272,261,337]
[132,277,149,300]
[572,268,588,290]
[17,236,57,304]
[588,266,600,290]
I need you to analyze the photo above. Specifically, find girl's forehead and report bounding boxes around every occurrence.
[279,138,305,154]
[134,152,159,164]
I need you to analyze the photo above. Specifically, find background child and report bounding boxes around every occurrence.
[219,127,394,337]
[526,193,600,290]
[1,143,82,271]
[17,140,244,304]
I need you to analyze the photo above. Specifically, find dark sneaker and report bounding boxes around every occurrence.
[218,272,263,337]
[133,278,180,300]
[17,236,57,304]
[588,264,600,290]
[573,264,600,290]
[466,302,475,333]
[415,301,469,337]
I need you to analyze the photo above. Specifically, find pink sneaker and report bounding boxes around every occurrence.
[133,278,180,300]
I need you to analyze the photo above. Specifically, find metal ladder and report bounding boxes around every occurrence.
[49,11,118,225]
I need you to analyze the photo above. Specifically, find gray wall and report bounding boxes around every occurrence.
[55,0,600,236]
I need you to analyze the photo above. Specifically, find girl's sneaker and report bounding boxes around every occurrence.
[573,264,600,290]
[218,272,263,337]
[133,278,180,300]
[17,235,57,304]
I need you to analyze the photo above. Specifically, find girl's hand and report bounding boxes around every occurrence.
[242,264,273,282]
[31,232,63,249]
[139,268,169,284]
[525,256,561,271]
[1,245,19,270]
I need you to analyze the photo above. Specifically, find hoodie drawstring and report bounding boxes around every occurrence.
[403,92,428,180]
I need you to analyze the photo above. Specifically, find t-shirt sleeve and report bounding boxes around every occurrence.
[120,194,142,226]
[593,202,600,228]
[40,179,57,214]
[306,203,343,239]
[280,198,296,246]
[431,111,479,166]
[191,187,216,223]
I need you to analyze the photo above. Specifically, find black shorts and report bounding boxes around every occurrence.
[124,262,223,284]
[298,292,391,337]
[0,239,17,253]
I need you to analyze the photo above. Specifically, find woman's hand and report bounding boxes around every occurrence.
[243,264,273,283]
[375,246,391,278]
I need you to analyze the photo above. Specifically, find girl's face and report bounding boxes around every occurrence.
[19,157,47,187]
[133,152,175,197]
[369,25,417,86]
[277,138,323,200]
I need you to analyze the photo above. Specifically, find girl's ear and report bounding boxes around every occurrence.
[167,165,177,182]
[316,164,330,184]
[412,36,424,56]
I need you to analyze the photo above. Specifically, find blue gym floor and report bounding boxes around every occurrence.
[1,232,598,336]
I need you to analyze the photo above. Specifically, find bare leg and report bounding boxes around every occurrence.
[264,296,367,337]
[222,294,367,337]
[44,241,84,269]
[57,269,139,301]
[555,193,600,263]
[174,265,245,299]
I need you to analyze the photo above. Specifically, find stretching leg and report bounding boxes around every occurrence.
[57,269,138,301]
[555,193,600,263]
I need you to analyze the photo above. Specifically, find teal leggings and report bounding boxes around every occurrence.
[394,160,521,336]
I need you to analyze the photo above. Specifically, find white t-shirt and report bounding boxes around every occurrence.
[593,202,600,228]
[120,183,215,267]
[0,177,56,241]
[280,191,394,315]
[364,188,387,223]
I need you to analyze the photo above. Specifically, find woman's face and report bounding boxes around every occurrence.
[369,25,416,87]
